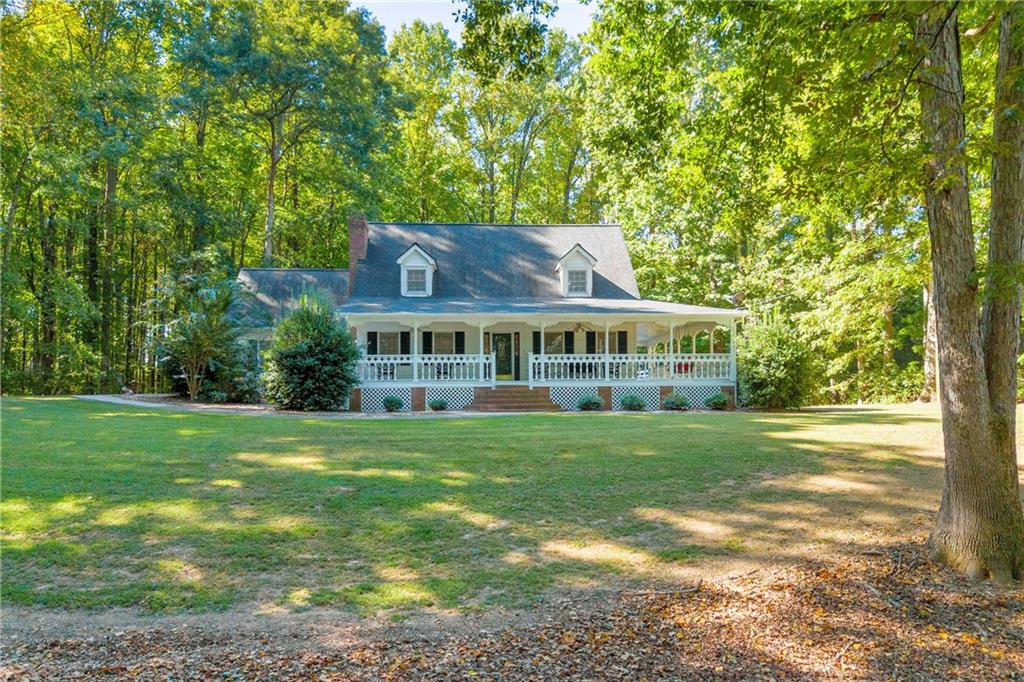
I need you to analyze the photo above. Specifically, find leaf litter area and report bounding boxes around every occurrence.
[3,542,1022,681]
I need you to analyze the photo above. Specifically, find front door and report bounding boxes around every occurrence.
[493,333,513,380]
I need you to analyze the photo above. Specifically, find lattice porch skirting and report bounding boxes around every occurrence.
[361,387,413,412]
[674,385,722,408]
[611,386,661,411]
[549,385,602,411]
[425,386,477,411]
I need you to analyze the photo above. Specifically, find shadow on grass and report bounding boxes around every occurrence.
[1,397,1015,619]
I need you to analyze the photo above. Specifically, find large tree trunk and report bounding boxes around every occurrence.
[917,4,1024,581]
[920,282,938,402]
[85,165,101,348]
[508,110,544,223]
[562,146,580,222]
[124,213,137,390]
[38,197,57,388]
[979,4,1024,573]
[263,117,281,266]
[192,106,210,250]
[100,159,117,391]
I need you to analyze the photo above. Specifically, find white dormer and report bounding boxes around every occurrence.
[397,243,437,297]
[555,243,597,297]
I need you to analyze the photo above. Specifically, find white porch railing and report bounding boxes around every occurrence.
[357,354,496,387]
[528,353,732,387]
[417,354,493,384]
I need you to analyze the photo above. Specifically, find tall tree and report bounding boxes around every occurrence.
[386,21,470,221]
[917,2,1024,580]
[586,0,1023,578]
[232,0,392,265]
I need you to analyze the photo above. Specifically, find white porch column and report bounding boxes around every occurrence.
[411,323,419,382]
[604,322,610,380]
[478,321,486,382]
[539,321,547,385]
[668,322,675,378]
[729,319,737,382]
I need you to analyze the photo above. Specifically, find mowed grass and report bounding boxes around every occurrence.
[1,397,981,616]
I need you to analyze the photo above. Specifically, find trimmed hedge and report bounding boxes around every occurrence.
[705,392,729,410]
[262,294,359,411]
[619,394,645,411]
[663,393,690,411]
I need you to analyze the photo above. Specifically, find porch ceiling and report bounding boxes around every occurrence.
[342,296,746,320]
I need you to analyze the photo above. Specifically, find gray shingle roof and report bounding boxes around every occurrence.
[341,297,745,318]
[235,224,746,323]
[351,222,641,300]
[237,268,349,323]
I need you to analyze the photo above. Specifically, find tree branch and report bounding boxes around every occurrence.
[879,1,960,164]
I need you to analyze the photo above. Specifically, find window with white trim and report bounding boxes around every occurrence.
[544,332,564,354]
[567,269,588,295]
[434,332,454,354]
[378,332,400,355]
[406,268,427,293]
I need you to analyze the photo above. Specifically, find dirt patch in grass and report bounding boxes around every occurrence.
[4,543,1022,680]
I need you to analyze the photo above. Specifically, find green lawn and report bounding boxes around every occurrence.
[2,397,969,616]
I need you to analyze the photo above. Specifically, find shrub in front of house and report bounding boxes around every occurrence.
[383,395,404,412]
[619,394,645,411]
[577,394,604,411]
[160,279,240,402]
[262,293,360,411]
[158,247,265,404]
[663,393,690,411]
[705,392,729,410]
[164,340,261,404]
[428,398,448,411]
[737,321,812,409]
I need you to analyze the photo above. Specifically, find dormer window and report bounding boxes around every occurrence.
[556,243,597,297]
[406,268,427,293]
[567,269,588,295]
[397,243,436,297]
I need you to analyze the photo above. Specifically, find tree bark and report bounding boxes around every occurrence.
[919,282,938,402]
[508,108,547,223]
[39,197,57,388]
[562,145,581,222]
[917,4,1024,582]
[100,159,118,390]
[982,5,1024,441]
[85,164,101,348]
[263,117,282,266]
[124,212,137,390]
[882,302,896,365]
[192,105,209,250]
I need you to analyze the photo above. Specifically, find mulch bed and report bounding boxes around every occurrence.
[4,544,1022,680]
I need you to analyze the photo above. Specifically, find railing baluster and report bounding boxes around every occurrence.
[358,351,735,387]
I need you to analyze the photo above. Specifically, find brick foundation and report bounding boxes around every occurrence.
[721,385,736,409]
[411,387,426,412]
[349,388,361,412]
[598,386,613,411]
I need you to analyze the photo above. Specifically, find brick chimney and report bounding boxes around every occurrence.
[347,214,369,294]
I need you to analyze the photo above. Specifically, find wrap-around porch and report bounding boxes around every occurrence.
[348,315,738,389]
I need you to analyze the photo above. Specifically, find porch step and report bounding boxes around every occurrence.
[467,386,561,412]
